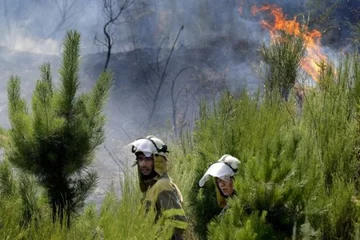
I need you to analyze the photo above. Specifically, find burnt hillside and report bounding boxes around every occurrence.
[83,37,260,140]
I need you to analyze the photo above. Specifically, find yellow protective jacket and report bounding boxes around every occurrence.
[139,155,188,239]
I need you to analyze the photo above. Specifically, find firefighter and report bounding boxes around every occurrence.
[198,154,241,216]
[130,135,188,239]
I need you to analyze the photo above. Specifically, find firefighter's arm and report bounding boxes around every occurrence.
[156,190,188,238]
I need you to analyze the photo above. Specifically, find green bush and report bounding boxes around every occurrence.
[194,53,360,239]
[0,170,172,240]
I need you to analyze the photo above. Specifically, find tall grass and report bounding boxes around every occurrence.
[0,165,172,240]
[1,53,360,240]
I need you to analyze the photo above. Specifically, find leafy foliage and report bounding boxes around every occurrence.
[5,30,113,226]
[0,170,172,240]
[2,26,360,240]
[261,31,306,101]
[192,53,360,239]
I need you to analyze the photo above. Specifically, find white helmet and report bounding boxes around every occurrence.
[199,154,240,187]
[130,135,168,157]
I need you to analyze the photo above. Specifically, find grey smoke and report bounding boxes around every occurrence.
[1,0,355,205]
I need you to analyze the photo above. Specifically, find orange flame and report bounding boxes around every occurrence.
[252,4,327,82]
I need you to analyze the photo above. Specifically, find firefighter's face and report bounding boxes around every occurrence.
[216,176,234,196]
[137,153,154,176]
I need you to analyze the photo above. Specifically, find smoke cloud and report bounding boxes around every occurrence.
[0,0,358,205]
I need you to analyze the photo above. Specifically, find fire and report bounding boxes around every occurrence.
[251,4,327,82]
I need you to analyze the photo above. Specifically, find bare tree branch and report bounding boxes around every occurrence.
[157,37,169,73]
[97,0,134,71]
[47,0,87,38]
[146,25,185,126]
[171,66,195,138]
[104,144,127,174]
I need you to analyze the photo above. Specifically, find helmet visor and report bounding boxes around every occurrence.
[199,162,234,187]
[131,139,157,155]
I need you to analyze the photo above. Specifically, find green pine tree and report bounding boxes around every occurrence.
[260,31,305,101]
[5,30,113,227]
[203,53,360,239]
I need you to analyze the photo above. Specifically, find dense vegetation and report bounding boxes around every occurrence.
[2,51,360,239]
[2,8,360,239]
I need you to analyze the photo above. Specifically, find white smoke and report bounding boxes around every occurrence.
[1,25,60,55]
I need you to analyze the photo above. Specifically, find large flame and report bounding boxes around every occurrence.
[252,4,327,82]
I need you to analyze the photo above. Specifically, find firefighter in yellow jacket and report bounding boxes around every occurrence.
[130,135,188,239]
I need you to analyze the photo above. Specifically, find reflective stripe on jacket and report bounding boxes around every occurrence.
[144,176,188,234]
